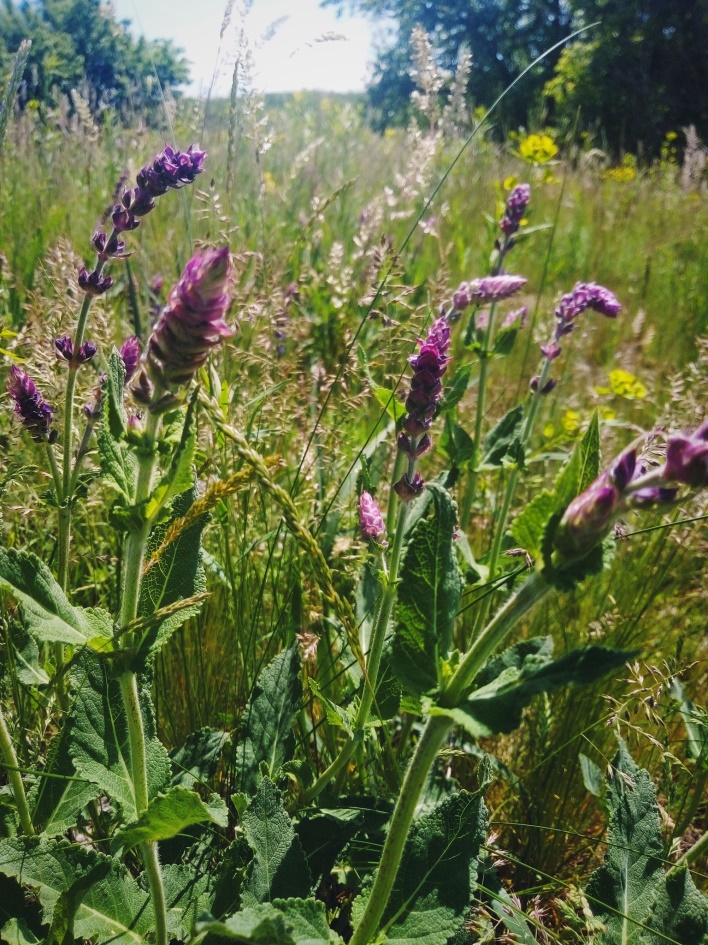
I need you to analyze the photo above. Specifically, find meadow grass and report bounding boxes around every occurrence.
[0,86,706,934]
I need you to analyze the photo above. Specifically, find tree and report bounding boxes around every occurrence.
[325,0,708,154]
[0,0,189,122]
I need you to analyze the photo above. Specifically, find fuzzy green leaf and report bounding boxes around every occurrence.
[0,918,41,945]
[105,349,127,440]
[510,412,601,562]
[438,364,471,414]
[587,742,708,945]
[171,726,230,789]
[0,838,154,944]
[113,786,227,852]
[431,640,631,738]
[29,722,98,838]
[481,404,524,469]
[242,779,312,905]
[144,393,198,522]
[393,483,462,695]
[197,898,337,945]
[235,646,302,795]
[134,487,207,667]
[13,633,49,687]
[356,790,487,945]
[0,548,113,649]
[69,654,170,818]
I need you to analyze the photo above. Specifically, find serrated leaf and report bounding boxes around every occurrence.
[135,487,207,667]
[0,548,113,649]
[105,349,127,440]
[69,654,170,819]
[234,646,302,795]
[113,786,227,852]
[431,641,631,738]
[393,483,462,695]
[98,357,136,500]
[587,741,708,945]
[242,779,312,905]
[510,412,601,562]
[29,722,98,838]
[13,633,49,687]
[481,404,524,469]
[271,898,333,945]
[171,726,230,789]
[196,903,296,944]
[144,393,198,522]
[0,837,154,943]
[437,364,471,414]
[163,863,211,941]
[308,678,353,734]
[356,790,487,945]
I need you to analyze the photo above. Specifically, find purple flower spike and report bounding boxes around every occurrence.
[393,471,426,503]
[138,246,233,393]
[359,491,387,544]
[79,267,114,297]
[555,477,620,557]
[453,275,527,310]
[136,143,206,198]
[664,421,708,487]
[119,335,142,383]
[554,282,621,340]
[7,366,55,442]
[92,229,130,260]
[401,316,451,437]
[500,183,531,236]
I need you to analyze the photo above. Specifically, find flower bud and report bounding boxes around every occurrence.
[663,421,708,487]
[359,491,387,544]
[452,275,527,310]
[78,267,113,296]
[119,335,142,383]
[554,282,621,340]
[393,471,426,503]
[7,366,55,442]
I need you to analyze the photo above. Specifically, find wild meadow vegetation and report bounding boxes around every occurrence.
[0,25,707,945]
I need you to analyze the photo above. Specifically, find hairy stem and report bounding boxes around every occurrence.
[117,409,167,945]
[0,705,35,836]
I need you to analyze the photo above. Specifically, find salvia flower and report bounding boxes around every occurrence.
[394,471,426,504]
[136,144,206,198]
[119,335,142,383]
[92,229,130,260]
[663,421,708,487]
[7,366,55,442]
[453,275,527,311]
[78,267,113,297]
[54,336,97,363]
[400,316,451,439]
[137,246,233,395]
[554,282,621,340]
[359,491,387,545]
[499,183,531,236]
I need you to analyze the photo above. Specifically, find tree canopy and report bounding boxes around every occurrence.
[0,0,189,121]
[324,0,708,154]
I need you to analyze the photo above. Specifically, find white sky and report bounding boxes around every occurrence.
[109,0,380,95]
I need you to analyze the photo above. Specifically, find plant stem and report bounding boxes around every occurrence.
[349,714,452,945]
[116,408,168,945]
[0,705,35,836]
[350,572,549,945]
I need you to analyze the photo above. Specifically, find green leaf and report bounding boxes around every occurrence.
[510,412,601,562]
[587,741,708,945]
[393,483,462,695]
[170,726,230,789]
[373,386,406,423]
[98,353,137,501]
[29,722,98,838]
[0,838,154,944]
[144,393,198,522]
[355,790,487,945]
[438,418,476,469]
[242,779,312,905]
[437,364,471,414]
[69,654,170,819]
[134,487,207,667]
[0,918,40,945]
[308,678,354,734]
[113,786,227,852]
[163,863,211,941]
[198,898,337,945]
[431,640,631,738]
[13,633,49,687]
[46,859,111,945]
[477,856,537,945]
[234,646,302,795]
[579,753,603,797]
[671,679,708,768]
[271,898,333,945]
[0,548,113,649]
[481,404,524,469]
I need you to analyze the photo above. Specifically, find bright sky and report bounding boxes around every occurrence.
[110,0,379,96]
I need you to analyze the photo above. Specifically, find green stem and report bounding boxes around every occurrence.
[349,714,452,945]
[669,829,708,875]
[444,572,549,707]
[302,463,413,805]
[116,408,168,945]
[350,572,549,945]
[0,705,35,836]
